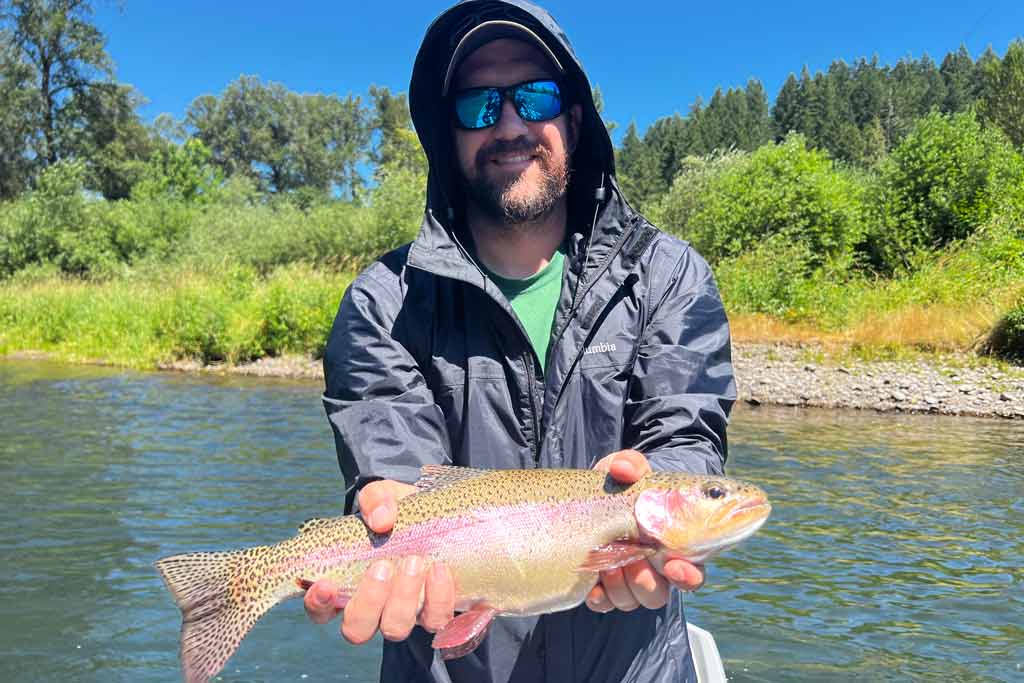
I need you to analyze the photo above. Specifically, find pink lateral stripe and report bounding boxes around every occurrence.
[268,497,629,580]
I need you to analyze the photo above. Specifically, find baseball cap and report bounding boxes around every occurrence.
[441,19,564,96]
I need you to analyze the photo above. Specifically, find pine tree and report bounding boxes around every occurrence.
[772,73,802,141]
[849,56,886,128]
[979,39,1024,148]
[744,79,772,149]
[940,45,975,113]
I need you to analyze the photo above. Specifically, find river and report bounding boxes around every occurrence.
[1,360,1021,682]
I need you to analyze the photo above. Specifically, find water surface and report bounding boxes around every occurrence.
[1,361,1021,681]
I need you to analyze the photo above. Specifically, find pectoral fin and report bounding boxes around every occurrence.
[432,604,498,660]
[579,541,656,572]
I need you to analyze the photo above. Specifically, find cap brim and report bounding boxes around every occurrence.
[442,20,564,95]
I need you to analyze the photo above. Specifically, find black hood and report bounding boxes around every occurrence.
[409,0,615,233]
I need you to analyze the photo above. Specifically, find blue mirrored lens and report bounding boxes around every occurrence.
[454,80,564,130]
[455,88,501,129]
[515,81,562,122]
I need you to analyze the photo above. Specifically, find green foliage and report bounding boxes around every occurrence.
[0,262,350,366]
[985,299,1024,362]
[651,134,866,265]
[133,138,224,203]
[0,0,148,184]
[0,159,202,278]
[714,235,817,317]
[185,75,371,196]
[978,38,1024,148]
[0,31,38,199]
[255,265,339,357]
[368,86,426,179]
[61,83,155,199]
[865,110,1024,271]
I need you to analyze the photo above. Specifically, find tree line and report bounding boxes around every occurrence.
[3,1,1023,207]
[0,0,421,202]
[617,42,1024,207]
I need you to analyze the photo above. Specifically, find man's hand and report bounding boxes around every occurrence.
[302,479,456,643]
[586,449,705,613]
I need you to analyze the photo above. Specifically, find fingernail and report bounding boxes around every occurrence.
[369,504,391,531]
[371,561,393,582]
[401,555,423,576]
[430,563,448,582]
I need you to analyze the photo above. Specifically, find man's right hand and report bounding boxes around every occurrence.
[302,479,457,644]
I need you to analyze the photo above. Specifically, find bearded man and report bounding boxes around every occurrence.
[306,2,737,681]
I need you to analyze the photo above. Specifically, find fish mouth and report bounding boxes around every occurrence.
[686,509,770,562]
[728,495,770,519]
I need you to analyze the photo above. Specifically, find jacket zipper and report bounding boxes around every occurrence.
[522,349,543,463]
[550,215,639,353]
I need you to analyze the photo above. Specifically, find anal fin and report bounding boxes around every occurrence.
[579,541,656,573]
[432,604,498,660]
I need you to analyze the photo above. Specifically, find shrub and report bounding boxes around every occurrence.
[980,297,1024,363]
[865,110,1024,272]
[255,265,341,357]
[132,138,224,204]
[650,135,867,266]
[714,234,815,317]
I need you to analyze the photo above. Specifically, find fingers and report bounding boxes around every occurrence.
[596,568,640,611]
[358,480,419,534]
[592,449,651,484]
[622,560,670,609]
[663,559,705,592]
[586,560,672,613]
[341,560,395,644]
[419,563,456,633]
[304,578,343,625]
[586,584,614,613]
[379,556,426,642]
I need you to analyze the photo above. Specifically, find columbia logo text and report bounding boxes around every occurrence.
[583,342,617,355]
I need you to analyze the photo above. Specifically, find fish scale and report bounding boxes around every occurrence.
[156,465,771,683]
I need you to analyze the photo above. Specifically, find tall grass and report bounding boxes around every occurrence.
[0,263,353,367]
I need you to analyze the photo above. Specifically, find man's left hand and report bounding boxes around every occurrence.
[587,449,705,613]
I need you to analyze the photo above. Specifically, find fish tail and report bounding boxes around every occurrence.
[156,546,284,683]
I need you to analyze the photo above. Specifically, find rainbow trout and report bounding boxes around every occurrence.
[156,465,771,682]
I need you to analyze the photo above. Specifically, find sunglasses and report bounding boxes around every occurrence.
[452,79,564,130]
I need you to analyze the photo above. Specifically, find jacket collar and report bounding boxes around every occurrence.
[406,177,638,285]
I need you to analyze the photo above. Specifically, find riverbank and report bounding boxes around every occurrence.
[142,343,1024,419]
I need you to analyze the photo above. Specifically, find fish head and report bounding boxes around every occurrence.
[633,475,771,563]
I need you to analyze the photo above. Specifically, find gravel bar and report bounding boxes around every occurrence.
[157,343,1024,420]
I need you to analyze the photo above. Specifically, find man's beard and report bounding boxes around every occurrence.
[461,136,570,227]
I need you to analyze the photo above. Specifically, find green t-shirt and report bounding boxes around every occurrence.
[483,249,565,373]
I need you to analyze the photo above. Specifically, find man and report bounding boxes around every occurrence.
[307,1,736,681]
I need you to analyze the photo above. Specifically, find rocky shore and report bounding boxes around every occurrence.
[732,344,1024,420]
[158,343,1024,420]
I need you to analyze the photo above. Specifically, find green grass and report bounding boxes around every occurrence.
[0,263,353,368]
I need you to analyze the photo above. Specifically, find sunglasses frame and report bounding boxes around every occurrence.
[451,78,565,130]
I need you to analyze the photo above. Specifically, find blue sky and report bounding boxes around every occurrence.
[94,0,1024,144]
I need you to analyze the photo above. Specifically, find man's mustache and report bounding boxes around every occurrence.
[476,137,548,164]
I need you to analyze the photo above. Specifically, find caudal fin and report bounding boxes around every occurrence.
[156,548,279,683]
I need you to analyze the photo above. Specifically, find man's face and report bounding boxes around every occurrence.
[451,38,581,226]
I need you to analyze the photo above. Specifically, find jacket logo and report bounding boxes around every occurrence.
[583,342,617,355]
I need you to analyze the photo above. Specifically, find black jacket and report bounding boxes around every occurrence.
[322,2,736,681]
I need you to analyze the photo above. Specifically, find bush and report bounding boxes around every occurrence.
[865,110,1024,272]
[132,138,224,204]
[714,234,816,317]
[980,297,1024,363]
[255,265,340,357]
[650,135,867,266]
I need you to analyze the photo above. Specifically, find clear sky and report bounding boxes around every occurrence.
[94,0,1024,144]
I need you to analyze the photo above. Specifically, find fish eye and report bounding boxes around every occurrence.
[703,484,726,499]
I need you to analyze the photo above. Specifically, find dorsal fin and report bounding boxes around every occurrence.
[415,465,491,493]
